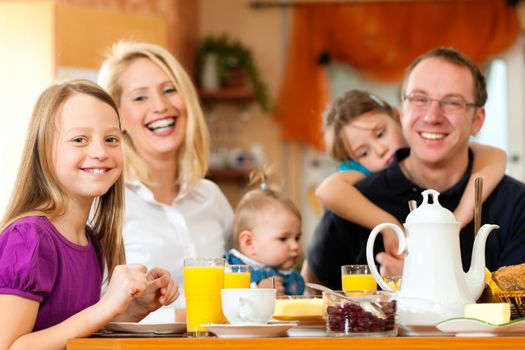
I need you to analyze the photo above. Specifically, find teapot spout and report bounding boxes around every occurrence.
[465,224,499,301]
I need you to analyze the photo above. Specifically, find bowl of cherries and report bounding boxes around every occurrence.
[323,290,397,337]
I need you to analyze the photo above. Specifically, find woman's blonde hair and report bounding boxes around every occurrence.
[0,79,125,279]
[323,90,397,161]
[98,40,210,188]
[232,168,301,247]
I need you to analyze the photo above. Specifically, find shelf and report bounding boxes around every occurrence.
[206,168,252,182]
[198,87,253,102]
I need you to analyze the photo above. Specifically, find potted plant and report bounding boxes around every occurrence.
[196,35,271,112]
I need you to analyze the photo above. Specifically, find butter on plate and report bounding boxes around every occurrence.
[464,303,510,325]
[273,297,324,320]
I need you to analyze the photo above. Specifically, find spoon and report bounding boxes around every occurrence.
[306,282,387,319]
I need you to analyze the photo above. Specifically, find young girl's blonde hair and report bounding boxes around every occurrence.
[0,79,125,279]
[323,90,397,161]
[98,40,210,189]
[233,168,301,247]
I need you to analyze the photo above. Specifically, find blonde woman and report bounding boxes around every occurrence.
[0,80,177,350]
[99,41,233,319]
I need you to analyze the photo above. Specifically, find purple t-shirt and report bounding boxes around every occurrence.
[0,216,102,331]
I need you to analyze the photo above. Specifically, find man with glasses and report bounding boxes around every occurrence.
[303,47,525,290]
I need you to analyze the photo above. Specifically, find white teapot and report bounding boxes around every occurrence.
[365,189,499,331]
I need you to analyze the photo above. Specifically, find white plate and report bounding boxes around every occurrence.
[104,322,186,334]
[201,322,296,338]
[436,317,525,337]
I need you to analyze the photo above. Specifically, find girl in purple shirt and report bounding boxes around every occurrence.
[0,80,179,350]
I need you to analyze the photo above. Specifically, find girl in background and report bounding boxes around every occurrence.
[0,80,178,350]
[225,169,304,296]
[316,90,506,254]
[98,41,233,319]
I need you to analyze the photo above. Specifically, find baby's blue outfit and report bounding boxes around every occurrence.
[339,159,372,176]
[224,249,305,295]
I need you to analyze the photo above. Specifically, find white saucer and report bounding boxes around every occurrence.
[398,324,446,336]
[104,322,186,334]
[436,317,525,337]
[201,322,296,338]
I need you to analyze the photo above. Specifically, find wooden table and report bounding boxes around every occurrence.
[67,336,525,350]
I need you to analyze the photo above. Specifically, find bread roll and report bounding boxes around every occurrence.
[492,263,525,291]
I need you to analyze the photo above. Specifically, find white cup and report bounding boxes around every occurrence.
[221,288,276,324]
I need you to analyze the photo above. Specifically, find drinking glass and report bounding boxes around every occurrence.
[341,265,377,294]
[224,264,251,289]
[184,257,225,336]
[383,275,402,291]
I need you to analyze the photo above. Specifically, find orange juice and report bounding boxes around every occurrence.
[224,272,250,289]
[383,276,402,291]
[342,274,377,292]
[184,265,224,334]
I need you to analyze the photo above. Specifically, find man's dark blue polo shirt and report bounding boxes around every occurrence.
[307,148,525,290]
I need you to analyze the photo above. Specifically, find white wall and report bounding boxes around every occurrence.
[500,36,525,181]
[0,2,55,215]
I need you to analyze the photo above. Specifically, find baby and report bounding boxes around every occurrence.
[224,169,304,296]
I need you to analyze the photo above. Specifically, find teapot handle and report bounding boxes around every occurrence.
[365,223,407,291]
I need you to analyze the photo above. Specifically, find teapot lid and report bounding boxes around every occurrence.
[406,189,457,224]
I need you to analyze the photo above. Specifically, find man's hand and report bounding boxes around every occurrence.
[381,228,400,257]
[375,252,404,277]
[380,218,405,257]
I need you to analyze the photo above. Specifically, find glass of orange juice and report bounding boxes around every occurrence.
[224,264,251,289]
[184,257,225,336]
[341,265,377,294]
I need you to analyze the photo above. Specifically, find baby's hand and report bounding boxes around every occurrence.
[258,276,284,296]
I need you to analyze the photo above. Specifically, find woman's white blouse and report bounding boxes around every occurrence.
[123,179,234,312]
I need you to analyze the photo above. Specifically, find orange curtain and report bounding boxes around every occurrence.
[273,0,521,150]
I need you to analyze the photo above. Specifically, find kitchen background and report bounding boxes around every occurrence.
[1,0,524,245]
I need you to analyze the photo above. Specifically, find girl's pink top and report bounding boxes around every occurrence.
[0,216,102,331]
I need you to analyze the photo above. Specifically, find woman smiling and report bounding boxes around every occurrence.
[98,41,234,321]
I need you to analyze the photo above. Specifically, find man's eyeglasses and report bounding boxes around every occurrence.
[403,93,477,113]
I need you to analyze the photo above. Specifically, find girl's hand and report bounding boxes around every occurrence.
[136,268,179,311]
[98,264,149,320]
[115,267,179,322]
